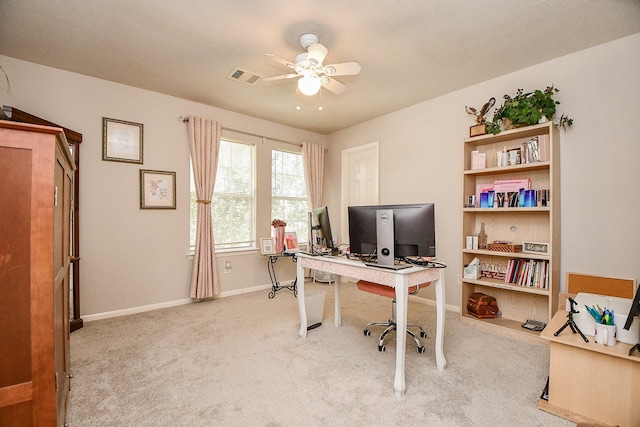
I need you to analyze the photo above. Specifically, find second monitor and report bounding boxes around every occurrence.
[310,206,336,254]
[348,203,436,269]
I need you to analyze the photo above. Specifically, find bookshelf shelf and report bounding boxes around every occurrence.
[461,121,560,341]
[462,278,550,296]
[462,249,550,261]
[463,206,550,213]
[463,161,550,176]
[460,315,543,344]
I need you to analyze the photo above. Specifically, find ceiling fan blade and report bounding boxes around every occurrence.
[322,61,361,76]
[264,53,295,69]
[262,74,299,82]
[320,76,346,94]
[307,43,328,65]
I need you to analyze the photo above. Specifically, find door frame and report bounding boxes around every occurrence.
[340,141,380,254]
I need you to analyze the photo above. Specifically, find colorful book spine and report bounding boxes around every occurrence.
[504,259,548,289]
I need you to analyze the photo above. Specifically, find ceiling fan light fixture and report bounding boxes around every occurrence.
[298,75,321,96]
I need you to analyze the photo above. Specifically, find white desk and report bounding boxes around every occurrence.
[296,254,447,396]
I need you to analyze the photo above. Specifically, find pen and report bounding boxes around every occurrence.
[600,308,614,325]
[585,305,601,323]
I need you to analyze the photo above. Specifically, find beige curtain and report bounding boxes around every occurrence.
[302,142,325,210]
[187,116,221,299]
[302,142,325,277]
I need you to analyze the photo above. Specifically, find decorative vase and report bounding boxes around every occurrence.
[274,226,285,254]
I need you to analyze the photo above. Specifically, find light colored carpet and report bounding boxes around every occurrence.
[68,280,574,426]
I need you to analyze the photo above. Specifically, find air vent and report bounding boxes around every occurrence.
[227,68,262,85]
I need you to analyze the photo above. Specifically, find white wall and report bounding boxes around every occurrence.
[2,32,638,316]
[326,33,640,307]
[0,54,326,317]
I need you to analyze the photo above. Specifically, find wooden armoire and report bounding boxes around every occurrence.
[2,106,84,333]
[0,120,74,426]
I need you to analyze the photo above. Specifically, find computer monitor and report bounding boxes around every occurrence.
[311,206,335,252]
[624,283,640,355]
[623,283,640,331]
[348,203,436,268]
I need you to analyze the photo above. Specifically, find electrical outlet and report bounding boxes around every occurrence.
[224,261,232,274]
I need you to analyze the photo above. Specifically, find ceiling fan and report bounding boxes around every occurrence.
[262,33,361,96]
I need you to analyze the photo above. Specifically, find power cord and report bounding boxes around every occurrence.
[403,257,447,268]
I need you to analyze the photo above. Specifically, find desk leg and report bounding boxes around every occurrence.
[394,277,408,396]
[435,269,447,372]
[297,260,307,339]
[334,279,342,327]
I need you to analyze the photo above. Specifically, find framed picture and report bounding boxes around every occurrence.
[140,169,176,209]
[102,117,143,163]
[284,232,299,252]
[522,241,550,255]
[260,238,275,255]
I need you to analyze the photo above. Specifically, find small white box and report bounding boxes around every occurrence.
[464,261,480,280]
[477,152,486,169]
[471,150,479,170]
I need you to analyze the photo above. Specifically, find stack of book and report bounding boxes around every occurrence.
[504,259,548,289]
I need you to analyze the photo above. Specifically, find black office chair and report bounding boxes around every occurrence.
[356,280,431,353]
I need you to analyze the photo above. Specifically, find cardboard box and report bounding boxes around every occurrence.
[493,178,530,193]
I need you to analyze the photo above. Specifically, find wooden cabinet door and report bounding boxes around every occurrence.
[0,121,73,426]
[54,145,72,423]
[0,144,35,425]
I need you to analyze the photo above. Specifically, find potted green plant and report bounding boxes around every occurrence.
[487,85,573,134]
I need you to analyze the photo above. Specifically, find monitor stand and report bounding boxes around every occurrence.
[363,208,412,269]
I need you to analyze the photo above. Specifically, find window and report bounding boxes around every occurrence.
[271,149,308,244]
[190,140,255,250]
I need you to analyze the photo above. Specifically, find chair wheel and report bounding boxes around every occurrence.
[420,331,427,338]
[364,330,371,336]
[417,346,426,354]
[378,345,386,352]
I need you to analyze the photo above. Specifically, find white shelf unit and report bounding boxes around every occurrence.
[461,122,560,343]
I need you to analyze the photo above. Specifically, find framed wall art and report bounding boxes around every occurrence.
[102,117,143,163]
[260,238,275,255]
[139,169,176,209]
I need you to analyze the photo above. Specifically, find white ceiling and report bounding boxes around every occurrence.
[1,0,639,135]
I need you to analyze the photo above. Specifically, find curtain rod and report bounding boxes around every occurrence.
[179,116,302,147]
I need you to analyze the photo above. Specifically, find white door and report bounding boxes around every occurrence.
[341,141,379,252]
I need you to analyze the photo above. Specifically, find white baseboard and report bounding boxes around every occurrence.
[83,283,273,322]
[410,294,460,313]
[83,284,457,323]
[218,283,272,298]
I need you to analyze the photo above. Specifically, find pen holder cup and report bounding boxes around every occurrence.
[594,323,617,346]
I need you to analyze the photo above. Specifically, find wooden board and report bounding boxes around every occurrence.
[566,272,635,299]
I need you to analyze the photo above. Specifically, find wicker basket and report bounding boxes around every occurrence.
[487,243,522,252]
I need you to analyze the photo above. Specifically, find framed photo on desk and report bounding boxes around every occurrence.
[260,238,275,255]
[284,232,299,252]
